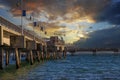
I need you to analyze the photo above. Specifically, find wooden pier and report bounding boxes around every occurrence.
[0,16,66,70]
[47,36,67,59]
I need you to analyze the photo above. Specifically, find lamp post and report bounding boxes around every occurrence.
[21,0,23,35]
[31,12,36,40]
[20,0,26,35]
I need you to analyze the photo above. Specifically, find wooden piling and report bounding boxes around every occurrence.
[55,47,57,59]
[53,52,56,59]
[63,50,66,58]
[63,50,67,58]
[64,47,67,58]
[57,48,62,59]
[18,49,21,64]
[41,52,44,61]
[6,50,9,66]
[0,47,3,69]
[30,50,34,65]
[15,48,20,69]
[32,51,36,61]
[47,51,50,59]
[43,46,47,60]
[57,51,61,59]
[37,51,40,62]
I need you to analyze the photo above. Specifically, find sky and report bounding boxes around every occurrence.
[0,0,120,45]
[74,25,120,48]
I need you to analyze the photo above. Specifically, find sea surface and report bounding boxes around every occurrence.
[19,52,120,80]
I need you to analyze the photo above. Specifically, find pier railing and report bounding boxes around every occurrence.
[0,16,43,42]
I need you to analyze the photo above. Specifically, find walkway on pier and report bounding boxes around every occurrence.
[0,16,47,70]
[0,16,66,70]
[0,16,44,45]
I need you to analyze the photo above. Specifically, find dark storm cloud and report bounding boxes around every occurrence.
[74,26,120,48]
[1,0,110,21]
[74,0,110,17]
[96,1,120,25]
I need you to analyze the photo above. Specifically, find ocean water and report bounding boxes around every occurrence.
[19,52,120,80]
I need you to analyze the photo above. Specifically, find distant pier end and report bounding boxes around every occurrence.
[46,36,67,59]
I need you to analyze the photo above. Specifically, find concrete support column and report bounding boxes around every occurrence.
[15,48,20,69]
[30,50,34,65]
[0,47,3,69]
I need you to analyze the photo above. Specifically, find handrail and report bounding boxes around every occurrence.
[0,16,44,43]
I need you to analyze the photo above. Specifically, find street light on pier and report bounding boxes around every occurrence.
[30,12,39,40]
[20,0,26,35]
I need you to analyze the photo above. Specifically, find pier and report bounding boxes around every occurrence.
[47,36,67,59]
[67,47,120,55]
[0,16,66,70]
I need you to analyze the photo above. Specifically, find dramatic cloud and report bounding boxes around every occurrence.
[95,1,120,25]
[2,0,110,22]
[74,26,120,48]
[2,0,120,44]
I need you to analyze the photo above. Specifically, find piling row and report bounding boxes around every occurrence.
[0,36,67,70]
[0,17,67,70]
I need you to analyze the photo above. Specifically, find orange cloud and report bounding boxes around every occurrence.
[2,0,111,43]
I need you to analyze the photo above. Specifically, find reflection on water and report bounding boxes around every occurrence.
[19,53,120,80]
